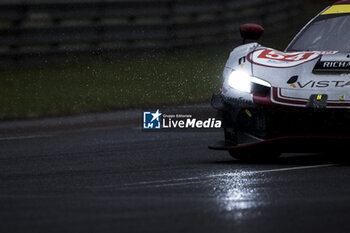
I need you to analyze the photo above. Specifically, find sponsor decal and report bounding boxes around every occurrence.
[294,80,350,88]
[318,51,338,55]
[323,61,350,68]
[340,95,346,101]
[250,49,320,68]
[143,110,221,130]
[238,56,246,68]
[245,109,252,118]
[238,56,246,65]
[307,94,328,109]
[272,87,350,107]
[314,61,350,72]
[287,76,299,88]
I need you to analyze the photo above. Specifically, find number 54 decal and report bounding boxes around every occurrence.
[249,48,321,68]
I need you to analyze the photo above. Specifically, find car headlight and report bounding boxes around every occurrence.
[227,70,271,93]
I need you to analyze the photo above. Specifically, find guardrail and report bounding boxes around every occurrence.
[0,0,304,65]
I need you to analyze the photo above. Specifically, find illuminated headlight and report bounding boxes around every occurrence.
[227,70,252,93]
[227,70,271,93]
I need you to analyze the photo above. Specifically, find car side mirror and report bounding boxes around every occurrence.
[239,24,264,44]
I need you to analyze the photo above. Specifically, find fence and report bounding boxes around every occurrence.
[0,0,304,65]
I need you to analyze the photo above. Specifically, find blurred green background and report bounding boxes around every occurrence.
[0,0,328,120]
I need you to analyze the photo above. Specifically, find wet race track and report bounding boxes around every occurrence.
[2,116,350,233]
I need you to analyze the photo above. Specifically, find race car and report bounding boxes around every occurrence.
[209,0,350,160]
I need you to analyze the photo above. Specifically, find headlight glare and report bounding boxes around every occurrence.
[227,70,271,93]
[251,77,271,87]
[227,70,252,93]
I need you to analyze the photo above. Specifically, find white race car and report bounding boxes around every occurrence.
[210,0,350,160]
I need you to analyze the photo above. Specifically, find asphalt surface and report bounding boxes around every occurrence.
[2,108,350,233]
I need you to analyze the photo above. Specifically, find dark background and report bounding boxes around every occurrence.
[3,2,348,233]
[0,0,327,120]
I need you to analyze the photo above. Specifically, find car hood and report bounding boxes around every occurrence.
[249,47,350,104]
[250,48,350,90]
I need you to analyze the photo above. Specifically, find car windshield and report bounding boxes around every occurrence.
[287,14,350,52]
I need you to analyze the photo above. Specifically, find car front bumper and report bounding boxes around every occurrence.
[211,93,350,138]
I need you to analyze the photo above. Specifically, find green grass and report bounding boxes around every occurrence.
[0,1,327,120]
[0,47,229,120]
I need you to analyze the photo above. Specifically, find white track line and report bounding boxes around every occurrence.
[252,164,339,174]
[0,135,53,141]
[93,163,339,189]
